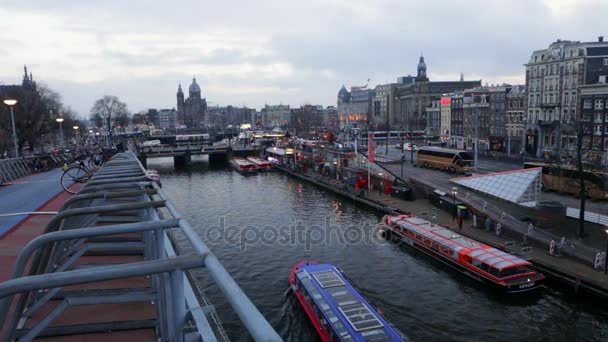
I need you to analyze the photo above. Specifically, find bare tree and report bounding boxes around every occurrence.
[90,95,129,138]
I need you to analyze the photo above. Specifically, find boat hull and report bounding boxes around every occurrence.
[289,260,331,342]
[379,226,544,294]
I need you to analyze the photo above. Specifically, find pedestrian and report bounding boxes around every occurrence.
[484,217,492,232]
[457,213,463,230]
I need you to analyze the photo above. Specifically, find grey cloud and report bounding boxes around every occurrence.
[3,0,608,114]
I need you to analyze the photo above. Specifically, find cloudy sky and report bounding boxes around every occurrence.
[0,0,606,117]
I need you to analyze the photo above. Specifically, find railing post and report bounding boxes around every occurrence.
[171,270,186,342]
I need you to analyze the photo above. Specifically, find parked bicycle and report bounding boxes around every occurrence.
[60,147,115,193]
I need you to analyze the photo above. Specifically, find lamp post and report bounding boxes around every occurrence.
[56,117,65,148]
[73,126,79,146]
[604,228,608,274]
[3,99,19,158]
[451,186,458,220]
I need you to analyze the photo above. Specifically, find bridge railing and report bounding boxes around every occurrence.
[0,152,281,341]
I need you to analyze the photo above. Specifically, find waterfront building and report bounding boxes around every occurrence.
[450,92,464,148]
[321,106,338,129]
[525,36,608,158]
[506,85,527,155]
[262,104,291,128]
[425,98,441,139]
[440,95,452,145]
[291,104,323,134]
[371,83,398,130]
[176,77,207,128]
[579,79,608,166]
[394,56,481,132]
[337,85,375,130]
[158,109,177,129]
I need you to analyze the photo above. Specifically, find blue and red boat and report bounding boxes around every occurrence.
[290,261,407,341]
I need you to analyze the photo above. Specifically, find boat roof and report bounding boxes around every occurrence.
[296,263,404,341]
[232,157,255,165]
[390,216,530,271]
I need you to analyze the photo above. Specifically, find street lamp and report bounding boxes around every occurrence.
[604,228,608,274]
[56,117,65,148]
[451,187,458,220]
[3,99,19,158]
[73,126,79,146]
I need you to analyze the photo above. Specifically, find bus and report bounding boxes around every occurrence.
[523,162,608,200]
[416,147,474,174]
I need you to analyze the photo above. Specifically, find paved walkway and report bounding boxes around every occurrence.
[0,169,66,237]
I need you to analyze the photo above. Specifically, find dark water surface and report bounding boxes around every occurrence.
[148,157,608,342]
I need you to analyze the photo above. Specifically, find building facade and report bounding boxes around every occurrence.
[506,85,527,155]
[440,96,452,145]
[158,109,176,129]
[371,83,397,130]
[337,85,375,130]
[425,98,441,138]
[579,81,608,166]
[525,37,608,158]
[450,92,465,148]
[462,88,491,151]
[262,104,291,128]
[395,56,481,132]
[177,77,207,128]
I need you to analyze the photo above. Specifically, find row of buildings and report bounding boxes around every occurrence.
[337,36,608,165]
[151,78,339,131]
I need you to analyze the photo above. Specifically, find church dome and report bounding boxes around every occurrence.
[189,77,201,93]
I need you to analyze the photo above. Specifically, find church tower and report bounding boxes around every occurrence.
[176,83,185,124]
[416,55,429,82]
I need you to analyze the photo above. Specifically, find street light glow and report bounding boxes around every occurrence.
[56,117,64,123]
[73,126,79,130]
[3,99,17,106]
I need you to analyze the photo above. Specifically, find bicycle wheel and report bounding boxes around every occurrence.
[61,166,91,194]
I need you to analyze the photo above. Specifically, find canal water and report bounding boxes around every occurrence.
[148,157,608,342]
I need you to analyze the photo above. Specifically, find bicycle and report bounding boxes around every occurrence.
[60,148,112,193]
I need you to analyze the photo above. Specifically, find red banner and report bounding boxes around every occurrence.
[368,133,374,163]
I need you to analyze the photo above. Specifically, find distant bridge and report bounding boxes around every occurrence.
[136,143,261,167]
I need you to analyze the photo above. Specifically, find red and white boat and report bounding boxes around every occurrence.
[230,157,258,176]
[379,215,545,293]
[246,156,275,171]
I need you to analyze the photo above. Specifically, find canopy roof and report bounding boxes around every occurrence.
[450,168,542,206]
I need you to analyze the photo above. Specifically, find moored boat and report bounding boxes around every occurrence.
[246,156,275,171]
[290,260,407,341]
[379,215,545,293]
[230,157,258,176]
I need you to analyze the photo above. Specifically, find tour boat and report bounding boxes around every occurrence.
[379,215,545,293]
[230,157,258,176]
[290,261,407,342]
[246,156,275,171]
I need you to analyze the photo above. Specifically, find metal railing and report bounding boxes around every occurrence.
[0,152,281,341]
[0,157,34,183]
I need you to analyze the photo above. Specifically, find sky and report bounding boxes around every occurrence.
[0,0,607,117]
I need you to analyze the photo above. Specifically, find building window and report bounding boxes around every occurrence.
[595,99,604,110]
[604,58,608,66]
[583,99,593,109]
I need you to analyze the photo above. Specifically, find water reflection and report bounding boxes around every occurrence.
[148,157,608,342]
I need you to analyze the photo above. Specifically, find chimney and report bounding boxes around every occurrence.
[599,36,604,42]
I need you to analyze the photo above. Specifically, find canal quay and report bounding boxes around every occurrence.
[147,155,608,341]
[0,150,607,341]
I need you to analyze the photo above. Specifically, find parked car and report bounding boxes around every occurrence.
[403,143,419,151]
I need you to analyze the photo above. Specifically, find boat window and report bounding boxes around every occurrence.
[488,267,500,277]
[471,259,482,267]
[499,266,530,278]
[480,263,490,272]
